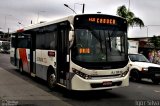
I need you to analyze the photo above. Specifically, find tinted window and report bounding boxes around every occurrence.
[129,54,149,62]
[36,25,57,50]
[11,34,30,48]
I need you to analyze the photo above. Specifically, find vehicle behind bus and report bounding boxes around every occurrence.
[10,14,129,91]
[0,41,10,54]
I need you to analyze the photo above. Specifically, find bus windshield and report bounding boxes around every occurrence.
[71,15,128,69]
[73,28,126,62]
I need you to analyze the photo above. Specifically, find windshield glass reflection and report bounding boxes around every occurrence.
[129,54,149,62]
[72,28,127,63]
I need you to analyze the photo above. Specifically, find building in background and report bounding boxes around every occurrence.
[0,31,10,41]
[128,37,160,64]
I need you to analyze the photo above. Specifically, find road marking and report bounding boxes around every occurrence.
[154,90,160,93]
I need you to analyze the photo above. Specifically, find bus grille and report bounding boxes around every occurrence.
[148,67,160,74]
[91,74,121,79]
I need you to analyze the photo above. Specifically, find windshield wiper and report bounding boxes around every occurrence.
[103,31,108,62]
[86,27,101,42]
[86,27,104,53]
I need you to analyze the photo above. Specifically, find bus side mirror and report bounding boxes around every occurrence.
[69,31,74,48]
[69,31,74,41]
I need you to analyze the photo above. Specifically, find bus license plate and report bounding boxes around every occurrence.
[103,81,112,86]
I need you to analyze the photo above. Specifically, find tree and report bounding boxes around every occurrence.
[116,5,144,28]
[150,35,160,49]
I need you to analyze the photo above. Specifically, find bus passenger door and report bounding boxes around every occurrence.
[10,34,18,66]
[57,22,70,85]
[30,33,36,77]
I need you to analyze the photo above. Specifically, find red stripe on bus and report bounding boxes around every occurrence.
[19,48,28,65]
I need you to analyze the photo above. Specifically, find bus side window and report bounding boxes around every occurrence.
[44,25,57,50]
[44,32,56,50]
[50,34,56,50]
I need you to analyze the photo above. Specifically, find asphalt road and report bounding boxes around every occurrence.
[0,53,160,106]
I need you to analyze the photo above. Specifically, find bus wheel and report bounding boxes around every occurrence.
[130,69,141,82]
[47,72,57,90]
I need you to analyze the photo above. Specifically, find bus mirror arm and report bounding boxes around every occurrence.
[69,31,74,42]
[69,31,74,49]
[70,24,74,31]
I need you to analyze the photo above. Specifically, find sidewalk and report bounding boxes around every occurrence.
[0,67,60,100]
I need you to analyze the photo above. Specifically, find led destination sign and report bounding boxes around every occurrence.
[74,15,127,29]
[88,17,116,25]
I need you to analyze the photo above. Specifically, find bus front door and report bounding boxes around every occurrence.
[30,34,36,77]
[57,23,70,85]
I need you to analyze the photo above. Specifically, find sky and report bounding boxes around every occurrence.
[0,0,160,38]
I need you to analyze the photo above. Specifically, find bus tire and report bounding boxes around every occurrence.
[47,70,57,90]
[19,61,24,74]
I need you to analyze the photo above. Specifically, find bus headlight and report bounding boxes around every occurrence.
[121,68,129,77]
[72,68,91,79]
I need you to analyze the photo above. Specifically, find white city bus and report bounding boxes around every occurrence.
[10,14,129,91]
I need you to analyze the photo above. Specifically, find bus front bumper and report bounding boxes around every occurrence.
[70,73,129,91]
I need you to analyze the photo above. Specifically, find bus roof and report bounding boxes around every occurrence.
[12,14,126,33]
[23,15,75,32]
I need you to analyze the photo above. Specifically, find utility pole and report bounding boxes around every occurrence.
[74,3,85,14]
[64,4,77,14]
[7,28,10,41]
[128,0,130,10]
[37,11,46,23]
[82,3,85,13]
